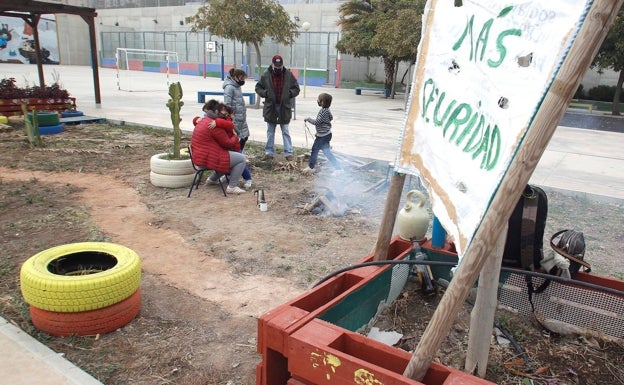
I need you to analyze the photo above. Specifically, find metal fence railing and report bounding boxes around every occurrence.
[101,30,340,84]
[58,0,344,9]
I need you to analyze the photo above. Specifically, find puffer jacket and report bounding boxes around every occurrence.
[190,117,240,174]
[222,76,250,139]
[255,66,300,124]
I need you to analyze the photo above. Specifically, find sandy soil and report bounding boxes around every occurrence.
[1,122,622,385]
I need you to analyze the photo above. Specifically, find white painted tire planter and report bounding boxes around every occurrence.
[149,171,195,188]
[149,153,195,188]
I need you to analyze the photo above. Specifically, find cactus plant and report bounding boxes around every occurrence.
[166,82,184,159]
[21,103,42,147]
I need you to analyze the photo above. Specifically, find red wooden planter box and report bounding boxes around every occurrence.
[0,97,77,117]
[256,237,495,385]
[288,319,495,385]
[257,237,414,385]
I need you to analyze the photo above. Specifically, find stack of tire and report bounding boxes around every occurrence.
[20,242,142,337]
[149,152,196,188]
[26,111,64,135]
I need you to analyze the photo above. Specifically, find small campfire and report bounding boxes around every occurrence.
[302,187,360,217]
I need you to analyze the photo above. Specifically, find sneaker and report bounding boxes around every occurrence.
[285,155,294,161]
[205,175,227,185]
[243,179,253,189]
[226,186,246,195]
[261,154,273,161]
[302,167,315,175]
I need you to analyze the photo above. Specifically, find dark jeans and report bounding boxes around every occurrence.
[309,133,340,169]
[240,137,251,181]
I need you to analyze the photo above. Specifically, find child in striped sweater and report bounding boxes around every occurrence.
[302,92,341,173]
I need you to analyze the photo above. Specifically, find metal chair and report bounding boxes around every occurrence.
[187,145,228,197]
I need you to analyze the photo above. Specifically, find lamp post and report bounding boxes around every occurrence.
[219,42,225,81]
[302,21,311,98]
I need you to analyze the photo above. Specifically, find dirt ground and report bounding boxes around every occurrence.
[0,122,623,385]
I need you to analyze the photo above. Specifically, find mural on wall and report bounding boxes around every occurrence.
[0,15,59,64]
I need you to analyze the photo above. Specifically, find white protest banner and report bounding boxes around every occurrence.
[395,0,592,256]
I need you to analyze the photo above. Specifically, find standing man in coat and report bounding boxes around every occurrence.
[255,55,300,161]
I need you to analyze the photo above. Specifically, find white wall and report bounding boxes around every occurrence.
[56,14,91,65]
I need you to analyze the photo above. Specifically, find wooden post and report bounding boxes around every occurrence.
[373,173,405,261]
[465,224,507,377]
[403,0,623,380]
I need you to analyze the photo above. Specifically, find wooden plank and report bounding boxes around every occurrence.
[373,173,405,261]
[465,225,506,377]
[60,115,106,125]
[403,1,623,380]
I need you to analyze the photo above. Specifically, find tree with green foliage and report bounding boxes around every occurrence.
[337,0,425,97]
[591,6,624,115]
[185,0,300,106]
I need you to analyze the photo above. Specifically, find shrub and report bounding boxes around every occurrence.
[0,77,70,99]
[586,85,624,102]
[573,84,585,99]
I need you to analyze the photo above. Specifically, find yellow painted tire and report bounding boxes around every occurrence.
[20,242,141,313]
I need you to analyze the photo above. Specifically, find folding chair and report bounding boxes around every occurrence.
[187,145,228,197]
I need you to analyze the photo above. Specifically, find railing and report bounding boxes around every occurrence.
[57,0,345,9]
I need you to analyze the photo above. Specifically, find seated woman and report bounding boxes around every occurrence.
[190,99,247,195]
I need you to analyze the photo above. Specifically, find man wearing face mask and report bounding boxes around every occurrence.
[255,55,300,161]
[223,68,253,189]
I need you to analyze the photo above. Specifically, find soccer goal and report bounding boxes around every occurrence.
[115,48,180,92]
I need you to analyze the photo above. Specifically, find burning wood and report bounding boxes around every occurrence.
[303,188,350,217]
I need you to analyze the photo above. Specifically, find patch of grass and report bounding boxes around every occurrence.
[277,264,292,271]
[0,257,14,278]
[340,80,386,89]
[497,312,531,343]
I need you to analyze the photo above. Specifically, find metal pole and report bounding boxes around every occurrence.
[202,31,206,79]
[220,43,225,80]
[302,22,311,98]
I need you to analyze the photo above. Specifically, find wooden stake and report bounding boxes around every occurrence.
[403,0,623,380]
[465,224,507,377]
[373,173,405,261]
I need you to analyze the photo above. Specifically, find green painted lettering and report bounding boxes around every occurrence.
[476,19,493,62]
[433,92,456,127]
[421,78,436,121]
[443,104,471,137]
[487,28,522,68]
[452,14,475,60]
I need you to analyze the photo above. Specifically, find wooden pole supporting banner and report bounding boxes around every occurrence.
[465,224,507,378]
[403,0,624,380]
[373,173,405,261]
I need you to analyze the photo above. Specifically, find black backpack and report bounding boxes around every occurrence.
[502,185,548,273]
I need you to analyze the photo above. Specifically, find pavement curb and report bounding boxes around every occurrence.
[0,316,103,385]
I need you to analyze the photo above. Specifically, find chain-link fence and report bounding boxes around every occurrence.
[101,30,340,84]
